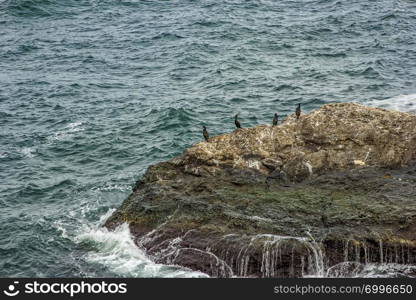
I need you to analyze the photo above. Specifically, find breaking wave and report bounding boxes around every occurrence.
[364,94,416,113]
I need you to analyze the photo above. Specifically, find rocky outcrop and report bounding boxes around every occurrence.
[105,103,416,277]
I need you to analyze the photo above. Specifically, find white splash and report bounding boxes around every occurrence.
[74,221,208,278]
[75,223,154,276]
[91,184,130,192]
[49,121,85,141]
[364,94,416,113]
[20,147,36,158]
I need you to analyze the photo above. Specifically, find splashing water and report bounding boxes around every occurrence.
[73,213,208,278]
[364,94,416,113]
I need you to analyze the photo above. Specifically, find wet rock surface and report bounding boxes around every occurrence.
[105,103,416,277]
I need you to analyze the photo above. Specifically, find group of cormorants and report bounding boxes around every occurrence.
[202,104,302,142]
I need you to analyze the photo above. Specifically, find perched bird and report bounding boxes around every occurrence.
[272,113,278,126]
[295,103,301,120]
[202,126,209,142]
[234,114,242,128]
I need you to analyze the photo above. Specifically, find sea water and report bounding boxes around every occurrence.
[1,0,415,277]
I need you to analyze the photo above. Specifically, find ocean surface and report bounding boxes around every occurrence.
[1,0,416,277]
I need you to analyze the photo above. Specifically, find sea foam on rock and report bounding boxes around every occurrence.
[105,103,416,277]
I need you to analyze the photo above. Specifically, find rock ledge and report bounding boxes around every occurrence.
[105,103,416,277]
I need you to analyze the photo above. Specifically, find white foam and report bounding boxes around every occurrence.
[54,222,69,239]
[50,200,207,278]
[91,184,130,192]
[49,121,85,141]
[76,224,152,275]
[74,221,208,278]
[20,147,36,158]
[364,94,416,113]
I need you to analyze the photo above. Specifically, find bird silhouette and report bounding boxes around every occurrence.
[272,113,278,126]
[295,104,301,120]
[235,114,241,128]
[202,126,209,142]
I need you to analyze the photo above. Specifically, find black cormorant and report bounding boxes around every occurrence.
[295,104,301,120]
[272,113,278,126]
[202,126,209,142]
[234,114,241,128]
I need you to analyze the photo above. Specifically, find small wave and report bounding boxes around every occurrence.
[0,111,13,118]
[48,121,85,141]
[1,0,79,17]
[53,104,65,110]
[273,84,300,92]
[193,20,222,28]
[75,223,208,278]
[151,32,184,41]
[145,107,198,134]
[345,66,382,78]
[66,121,83,130]
[17,43,40,54]
[2,0,53,17]
[229,97,247,103]
[364,94,416,113]
[16,179,75,198]
[19,147,36,158]
[311,51,347,58]
[381,13,396,21]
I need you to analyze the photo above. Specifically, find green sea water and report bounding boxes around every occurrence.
[1,0,416,277]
